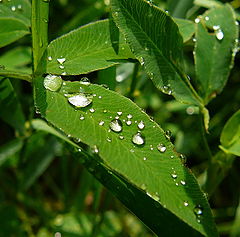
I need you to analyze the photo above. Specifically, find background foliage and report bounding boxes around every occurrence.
[0,0,240,236]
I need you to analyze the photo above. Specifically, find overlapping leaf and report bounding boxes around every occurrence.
[110,0,203,106]
[220,109,240,156]
[46,19,135,75]
[194,4,239,104]
[174,18,195,43]
[34,76,218,236]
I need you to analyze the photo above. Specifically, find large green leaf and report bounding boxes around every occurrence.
[34,76,218,236]
[110,0,203,106]
[0,78,25,134]
[46,19,135,75]
[0,18,29,48]
[194,4,239,104]
[220,109,240,156]
[174,18,195,43]
[168,0,193,18]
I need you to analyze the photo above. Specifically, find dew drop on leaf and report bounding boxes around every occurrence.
[137,120,145,130]
[157,144,166,153]
[216,29,224,41]
[11,5,16,11]
[80,77,90,86]
[127,114,133,119]
[57,57,66,64]
[99,120,105,126]
[79,115,85,120]
[119,135,124,140]
[165,130,172,140]
[89,108,95,113]
[126,120,132,126]
[107,137,112,142]
[91,145,99,154]
[171,172,177,179]
[180,154,187,164]
[109,119,123,133]
[184,201,189,207]
[180,180,186,186]
[44,75,63,92]
[68,94,93,108]
[143,157,147,161]
[117,111,123,116]
[132,132,145,145]
[47,56,52,61]
[194,205,203,216]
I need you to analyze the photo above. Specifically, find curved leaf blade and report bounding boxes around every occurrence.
[194,4,239,104]
[174,18,195,43]
[220,109,240,156]
[110,0,203,106]
[34,77,218,236]
[46,19,135,75]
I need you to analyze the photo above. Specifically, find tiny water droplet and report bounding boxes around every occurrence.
[235,21,239,26]
[78,148,82,152]
[79,115,85,120]
[195,17,200,23]
[171,172,177,179]
[107,137,112,142]
[44,75,62,92]
[193,38,197,42]
[139,57,145,66]
[11,5,16,11]
[141,184,147,190]
[80,77,90,86]
[180,180,186,186]
[130,149,135,153]
[57,57,66,64]
[89,108,95,113]
[170,155,174,159]
[98,96,102,99]
[184,201,189,207]
[137,120,145,130]
[205,16,209,21]
[143,157,147,161]
[109,119,123,133]
[99,120,105,126]
[157,144,166,153]
[61,72,67,75]
[59,65,65,69]
[213,25,220,30]
[180,154,187,164]
[132,132,145,145]
[103,109,107,113]
[127,114,133,119]
[163,85,172,95]
[126,120,132,126]
[17,4,22,10]
[47,56,52,61]
[165,130,172,140]
[194,205,203,216]
[92,145,99,154]
[101,84,109,89]
[119,135,124,140]
[117,111,122,116]
[216,29,224,41]
[68,94,93,108]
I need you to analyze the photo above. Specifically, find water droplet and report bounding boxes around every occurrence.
[132,132,145,145]
[127,114,133,119]
[99,120,105,126]
[115,116,119,119]
[101,84,109,89]
[186,106,195,115]
[170,155,174,159]
[57,57,66,64]
[47,56,52,61]
[80,77,90,86]
[141,184,147,190]
[78,148,82,152]
[89,108,95,113]
[216,29,224,40]
[163,85,172,95]
[143,157,147,161]
[194,205,203,216]
[137,120,145,130]
[171,172,177,179]
[130,149,135,153]
[157,144,166,153]
[180,180,186,186]
[61,72,67,75]
[165,130,172,140]
[79,115,85,120]
[195,17,200,23]
[68,94,93,108]
[139,57,145,66]
[44,75,63,92]
[103,109,107,113]
[113,11,119,17]
[193,38,197,42]
[126,120,132,126]
[184,201,189,207]
[235,21,239,26]
[92,145,99,154]
[205,16,209,21]
[11,5,16,11]
[59,65,64,69]
[117,111,122,116]
[180,154,187,164]
[107,137,112,142]
[213,25,220,30]
[98,96,102,99]
[17,4,22,10]
[109,119,123,133]
[73,137,81,143]
[119,135,124,140]
[152,192,160,201]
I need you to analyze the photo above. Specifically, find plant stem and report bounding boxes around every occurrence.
[32,0,49,74]
[129,63,139,98]
[0,71,32,83]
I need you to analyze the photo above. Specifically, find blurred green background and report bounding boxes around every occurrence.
[0,0,240,236]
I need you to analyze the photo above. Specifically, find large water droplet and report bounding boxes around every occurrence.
[80,77,90,86]
[132,132,145,145]
[57,57,66,64]
[195,17,200,23]
[109,119,123,133]
[137,120,145,130]
[68,94,93,108]
[157,144,166,153]
[44,75,63,92]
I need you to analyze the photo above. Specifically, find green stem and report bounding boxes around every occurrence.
[0,71,32,82]
[128,63,139,98]
[32,0,49,74]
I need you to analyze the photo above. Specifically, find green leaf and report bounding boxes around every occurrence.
[194,4,239,104]
[220,109,240,156]
[20,132,59,190]
[111,0,203,106]
[0,46,31,73]
[0,78,26,134]
[46,19,135,75]
[0,18,29,48]
[34,76,218,236]
[174,18,195,43]
[168,0,193,18]
[0,139,23,166]
[194,0,223,9]
[0,2,31,27]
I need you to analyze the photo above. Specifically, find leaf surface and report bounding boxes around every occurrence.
[220,109,240,156]
[34,76,218,236]
[111,0,203,106]
[46,19,135,75]
[174,18,195,43]
[194,4,239,104]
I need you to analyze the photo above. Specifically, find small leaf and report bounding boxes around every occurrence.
[168,0,193,18]
[111,0,203,106]
[0,78,26,134]
[220,109,240,156]
[34,76,218,236]
[194,4,239,104]
[46,19,134,75]
[174,18,195,43]
[0,18,29,48]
